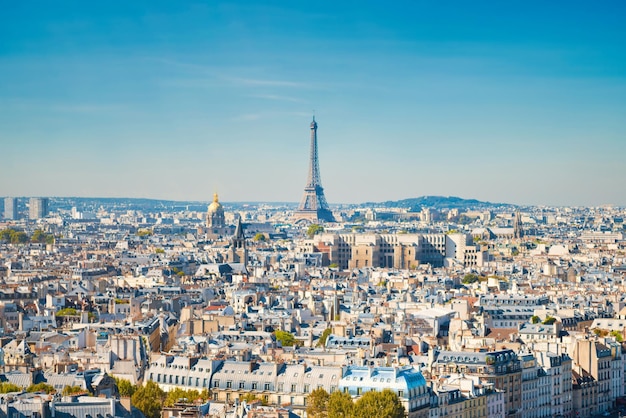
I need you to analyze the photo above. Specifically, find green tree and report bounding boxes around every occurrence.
[0,229,12,242]
[353,389,405,418]
[88,311,98,322]
[610,330,623,342]
[530,315,540,324]
[199,388,210,402]
[26,383,55,394]
[62,386,86,396]
[10,230,29,244]
[274,330,297,347]
[32,229,47,243]
[329,263,339,269]
[327,391,354,418]
[307,224,324,238]
[155,248,165,254]
[253,233,266,242]
[542,316,557,325]
[306,388,330,418]
[137,229,153,237]
[593,328,609,337]
[45,234,55,245]
[239,392,267,405]
[115,377,137,397]
[132,381,165,418]
[0,382,22,393]
[165,388,200,407]
[56,308,78,317]
[461,274,479,284]
[317,328,332,348]
[0,229,24,243]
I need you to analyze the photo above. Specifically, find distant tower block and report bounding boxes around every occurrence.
[293,117,335,223]
[4,197,18,220]
[29,197,49,220]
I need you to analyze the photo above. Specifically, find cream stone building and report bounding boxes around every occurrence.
[308,232,483,269]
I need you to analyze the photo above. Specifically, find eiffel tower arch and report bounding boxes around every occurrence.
[293,117,335,223]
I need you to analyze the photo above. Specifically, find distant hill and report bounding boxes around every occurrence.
[368,196,508,211]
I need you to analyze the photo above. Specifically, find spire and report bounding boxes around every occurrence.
[234,216,245,240]
[230,216,247,267]
[213,193,219,203]
[514,209,524,239]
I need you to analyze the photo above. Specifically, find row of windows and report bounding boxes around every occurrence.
[216,381,332,394]
[215,369,275,376]
[150,363,207,372]
[150,373,208,387]
[218,381,272,391]
[345,386,406,398]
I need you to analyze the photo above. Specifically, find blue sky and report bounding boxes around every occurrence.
[1,1,625,206]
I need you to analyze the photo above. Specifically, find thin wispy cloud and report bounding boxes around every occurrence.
[225,76,310,88]
[230,113,263,121]
[248,94,307,103]
[159,75,315,92]
[157,77,217,89]
[147,57,315,90]
[230,110,314,122]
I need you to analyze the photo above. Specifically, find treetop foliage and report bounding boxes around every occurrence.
[62,386,86,396]
[307,224,324,238]
[0,382,22,393]
[0,228,55,244]
[307,388,405,418]
[316,328,332,348]
[114,377,136,397]
[26,383,55,394]
[132,381,165,418]
[274,330,297,347]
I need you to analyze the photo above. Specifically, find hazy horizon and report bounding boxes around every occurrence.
[2,1,625,206]
[3,194,623,209]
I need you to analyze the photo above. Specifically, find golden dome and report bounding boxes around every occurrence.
[208,193,223,213]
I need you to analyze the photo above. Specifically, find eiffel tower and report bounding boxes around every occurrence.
[293,116,335,223]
